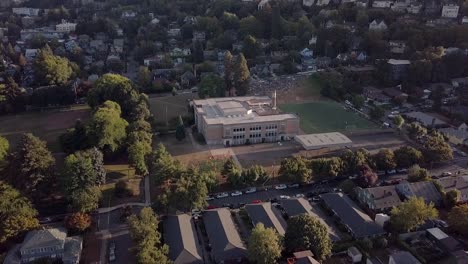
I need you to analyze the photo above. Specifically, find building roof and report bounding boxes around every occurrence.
[439,127,468,141]
[164,214,203,264]
[193,96,297,126]
[202,208,246,262]
[320,193,385,238]
[383,87,408,98]
[245,202,287,235]
[295,132,352,150]
[404,112,447,127]
[436,176,468,201]
[363,186,402,209]
[396,181,442,205]
[427,227,449,240]
[389,251,421,264]
[21,228,66,251]
[63,236,83,264]
[388,59,411,65]
[281,198,313,217]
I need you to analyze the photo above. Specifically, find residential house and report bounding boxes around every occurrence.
[168,28,181,38]
[395,181,443,206]
[369,20,388,31]
[203,50,217,61]
[288,250,320,264]
[363,86,392,105]
[356,0,368,8]
[404,111,447,128]
[203,208,247,263]
[320,193,385,238]
[56,20,77,33]
[303,0,314,7]
[407,4,422,14]
[164,214,203,264]
[426,228,464,254]
[439,124,468,146]
[387,59,410,81]
[12,7,40,16]
[315,0,330,6]
[245,202,287,235]
[436,176,468,202]
[356,186,402,213]
[24,49,38,61]
[383,87,408,103]
[451,77,468,88]
[20,28,63,41]
[425,0,441,15]
[309,35,317,45]
[389,251,421,264]
[441,4,459,18]
[4,228,82,264]
[113,39,124,54]
[462,16,468,24]
[389,41,407,54]
[192,31,206,43]
[180,71,195,87]
[391,1,409,12]
[121,11,137,19]
[372,1,394,8]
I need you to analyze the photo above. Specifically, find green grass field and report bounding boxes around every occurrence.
[148,93,198,124]
[280,101,377,133]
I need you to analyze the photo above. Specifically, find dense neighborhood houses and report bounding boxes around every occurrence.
[0,0,468,264]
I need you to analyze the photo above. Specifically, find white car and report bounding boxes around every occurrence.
[279,195,291,199]
[396,168,408,173]
[295,193,305,198]
[206,196,215,201]
[109,251,116,262]
[387,169,397,174]
[442,172,452,176]
[216,192,229,199]
[191,209,201,215]
[231,191,243,196]
[245,187,257,194]
[274,184,287,190]
[288,183,300,188]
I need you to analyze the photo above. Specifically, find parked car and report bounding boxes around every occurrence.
[441,172,452,176]
[216,192,228,199]
[295,193,305,198]
[109,251,116,262]
[396,168,407,173]
[231,190,243,196]
[109,241,116,252]
[279,195,291,199]
[245,187,257,194]
[333,188,342,193]
[206,195,215,201]
[386,169,397,174]
[288,183,300,188]
[274,184,287,190]
[251,199,262,204]
[206,205,218,210]
[39,217,53,224]
[191,209,201,215]
[222,203,234,209]
[311,197,321,202]
[348,174,358,180]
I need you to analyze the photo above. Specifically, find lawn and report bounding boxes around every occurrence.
[148,93,198,124]
[0,107,91,152]
[100,164,141,207]
[280,101,377,133]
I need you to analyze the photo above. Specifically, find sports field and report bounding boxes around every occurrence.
[280,101,377,133]
[148,93,198,123]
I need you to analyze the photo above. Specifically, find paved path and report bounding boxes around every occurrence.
[99,230,111,264]
[97,202,148,214]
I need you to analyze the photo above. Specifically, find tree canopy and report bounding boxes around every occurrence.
[248,223,282,264]
[233,53,250,96]
[390,197,438,232]
[34,47,75,86]
[447,204,468,235]
[279,157,312,184]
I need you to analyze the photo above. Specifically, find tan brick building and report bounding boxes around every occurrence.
[193,96,299,146]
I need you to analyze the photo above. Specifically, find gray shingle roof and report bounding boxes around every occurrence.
[245,202,287,235]
[281,198,313,217]
[21,228,66,251]
[320,193,385,238]
[396,181,442,205]
[203,208,246,263]
[164,214,203,264]
[389,251,421,264]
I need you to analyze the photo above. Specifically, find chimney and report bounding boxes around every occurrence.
[272,90,277,110]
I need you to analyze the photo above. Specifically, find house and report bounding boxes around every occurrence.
[4,228,82,264]
[387,59,410,81]
[425,0,441,16]
[347,247,362,263]
[389,251,421,264]
[24,49,38,61]
[363,86,391,105]
[192,31,206,42]
[113,39,124,53]
[308,35,317,45]
[168,28,181,38]
[407,4,422,14]
[356,185,402,213]
[320,193,385,238]
[180,71,195,87]
[12,7,40,16]
[391,1,409,12]
[404,111,447,128]
[121,11,137,19]
[300,48,313,58]
[441,4,459,18]
[436,176,468,202]
[395,181,443,206]
[164,214,203,264]
[315,0,330,6]
[439,125,468,146]
[383,87,408,103]
[203,208,247,263]
[56,20,77,33]
[303,0,314,7]
[245,202,287,235]
[171,48,191,57]
[426,228,464,253]
[372,0,393,8]
[462,16,468,24]
[389,41,407,54]
[287,250,320,264]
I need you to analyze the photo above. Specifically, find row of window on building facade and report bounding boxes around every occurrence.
[232,125,278,133]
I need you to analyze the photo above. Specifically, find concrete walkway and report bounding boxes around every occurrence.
[97,202,149,214]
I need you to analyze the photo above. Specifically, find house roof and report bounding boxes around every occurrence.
[164,214,203,264]
[245,202,287,235]
[281,198,313,217]
[404,112,446,127]
[427,227,449,240]
[363,186,402,209]
[202,208,246,262]
[63,236,83,264]
[436,176,468,201]
[320,193,385,238]
[389,251,421,264]
[396,181,442,205]
[21,228,66,251]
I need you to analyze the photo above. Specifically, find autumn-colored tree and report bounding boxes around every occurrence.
[66,212,92,233]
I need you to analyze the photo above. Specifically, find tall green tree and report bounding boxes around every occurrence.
[390,197,438,232]
[88,101,129,153]
[70,186,101,213]
[198,73,225,98]
[248,223,282,264]
[128,140,151,175]
[284,215,332,260]
[149,144,184,184]
[233,53,250,96]
[278,157,312,184]
[373,148,396,171]
[444,189,460,209]
[309,157,344,179]
[2,133,55,199]
[407,122,427,139]
[224,51,233,95]
[422,134,453,163]
[34,47,74,85]
[394,146,423,169]
[175,116,186,141]
[0,181,39,243]
[0,136,9,162]
[87,73,140,117]
[136,66,152,90]
[61,152,97,198]
[407,165,430,182]
[447,204,468,235]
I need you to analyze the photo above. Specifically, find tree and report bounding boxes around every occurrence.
[128,207,171,264]
[233,53,250,96]
[393,115,405,128]
[447,204,468,235]
[341,149,369,174]
[88,101,129,153]
[242,165,268,186]
[373,148,396,171]
[357,164,378,187]
[198,73,225,98]
[309,157,344,179]
[192,41,204,63]
[279,157,312,184]
[128,141,151,175]
[394,146,423,169]
[2,133,55,199]
[407,122,427,139]
[243,35,260,59]
[408,60,432,85]
[224,51,234,95]
[70,186,101,213]
[284,215,332,260]
[351,94,365,109]
[390,197,438,232]
[87,74,140,117]
[407,165,430,182]
[66,212,92,233]
[169,170,208,211]
[61,152,97,198]
[0,136,9,162]
[175,116,186,141]
[0,181,39,243]
[59,119,90,153]
[0,77,25,113]
[136,66,152,90]
[369,105,385,120]
[149,144,184,185]
[248,223,282,264]
[222,158,240,177]
[423,134,453,163]
[34,47,74,85]
[444,189,460,209]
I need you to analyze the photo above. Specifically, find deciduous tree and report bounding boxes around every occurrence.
[447,204,468,235]
[233,53,250,96]
[0,136,8,162]
[248,223,282,264]
[34,47,74,85]
[423,134,453,163]
[373,148,396,171]
[66,212,92,233]
[394,146,423,169]
[407,165,430,182]
[175,116,186,141]
[70,186,101,213]
[279,157,312,184]
[390,197,438,232]
[357,164,378,187]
